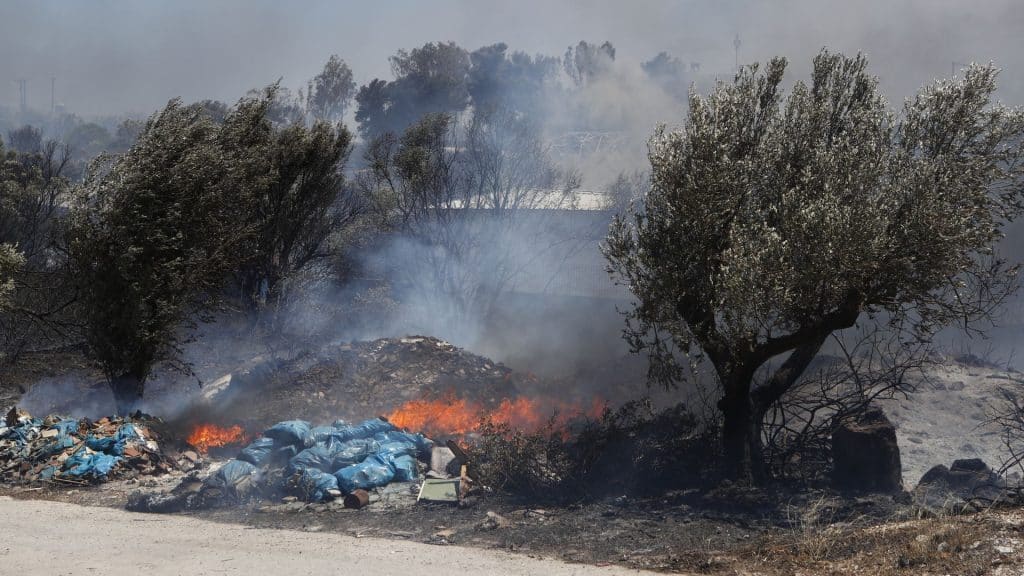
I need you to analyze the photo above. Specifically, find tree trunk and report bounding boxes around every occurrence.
[720,395,753,480]
[718,365,762,482]
[110,372,144,415]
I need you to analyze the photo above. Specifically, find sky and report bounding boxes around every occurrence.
[0,0,1022,118]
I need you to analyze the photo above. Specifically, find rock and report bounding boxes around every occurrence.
[832,406,903,493]
[951,458,989,472]
[478,510,511,530]
[914,458,1005,511]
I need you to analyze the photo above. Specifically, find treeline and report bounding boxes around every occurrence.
[3,39,672,413]
[1,40,704,163]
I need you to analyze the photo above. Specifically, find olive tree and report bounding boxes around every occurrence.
[604,51,1024,481]
[70,99,256,413]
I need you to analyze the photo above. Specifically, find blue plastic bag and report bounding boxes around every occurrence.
[51,420,79,436]
[264,420,313,448]
[206,459,257,488]
[373,431,433,457]
[390,454,419,482]
[294,468,339,502]
[334,419,395,442]
[329,439,379,470]
[85,436,123,455]
[309,426,336,444]
[335,455,395,493]
[288,445,342,474]
[39,434,77,456]
[376,441,418,461]
[64,451,122,478]
[115,424,141,442]
[237,437,274,466]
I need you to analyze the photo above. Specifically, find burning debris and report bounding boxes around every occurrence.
[186,423,249,453]
[130,417,445,512]
[0,406,194,484]
[200,337,561,431]
[387,394,606,439]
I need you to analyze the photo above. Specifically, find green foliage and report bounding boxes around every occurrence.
[604,50,1024,478]
[65,122,112,159]
[468,43,559,115]
[232,87,358,323]
[305,55,356,122]
[68,86,360,409]
[69,99,256,410]
[355,42,471,140]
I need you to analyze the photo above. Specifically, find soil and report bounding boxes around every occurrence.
[0,496,664,576]
[4,477,1024,575]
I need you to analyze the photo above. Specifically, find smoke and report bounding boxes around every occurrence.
[8,0,1024,417]
[1,1,1020,117]
[19,374,115,418]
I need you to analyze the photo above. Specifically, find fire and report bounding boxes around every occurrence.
[387,394,606,439]
[187,423,248,453]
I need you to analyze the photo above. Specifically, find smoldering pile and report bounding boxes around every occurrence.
[0,407,198,484]
[197,336,541,430]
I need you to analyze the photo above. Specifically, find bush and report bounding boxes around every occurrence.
[472,401,716,502]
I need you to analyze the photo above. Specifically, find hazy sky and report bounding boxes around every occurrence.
[1,0,1022,117]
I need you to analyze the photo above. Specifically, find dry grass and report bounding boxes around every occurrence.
[720,508,1024,576]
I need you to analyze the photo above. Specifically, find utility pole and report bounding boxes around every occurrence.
[733,34,742,74]
[51,77,55,116]
[17,79,27,113]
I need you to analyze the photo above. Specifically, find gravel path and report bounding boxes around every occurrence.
[0,496,661,576]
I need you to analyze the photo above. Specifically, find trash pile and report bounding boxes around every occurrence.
[0,407,192,484]
[132,417,449,511]
[199,337,533,432]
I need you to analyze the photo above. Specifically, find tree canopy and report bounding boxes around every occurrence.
[305,54,357,123]
[604,50,1024,480]
[70,99,257,412]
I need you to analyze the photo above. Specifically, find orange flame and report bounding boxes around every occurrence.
[387,394,606,439]
[187,423,248,453]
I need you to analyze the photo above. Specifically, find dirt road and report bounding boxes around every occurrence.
[0,496,660,576]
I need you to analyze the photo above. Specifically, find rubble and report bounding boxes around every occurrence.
[1,407,194,484]
[196,337,529,432]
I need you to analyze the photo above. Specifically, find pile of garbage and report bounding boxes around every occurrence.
[132,417,441,511]
[199,337,531,431]
[0,407,191,484]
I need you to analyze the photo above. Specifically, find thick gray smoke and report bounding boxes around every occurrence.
[2,1,1021,116]
[7,1,1024,416]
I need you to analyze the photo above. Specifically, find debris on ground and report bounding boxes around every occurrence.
[128,416,459,512]
[193,337,531,431]
[0,406,194,484]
